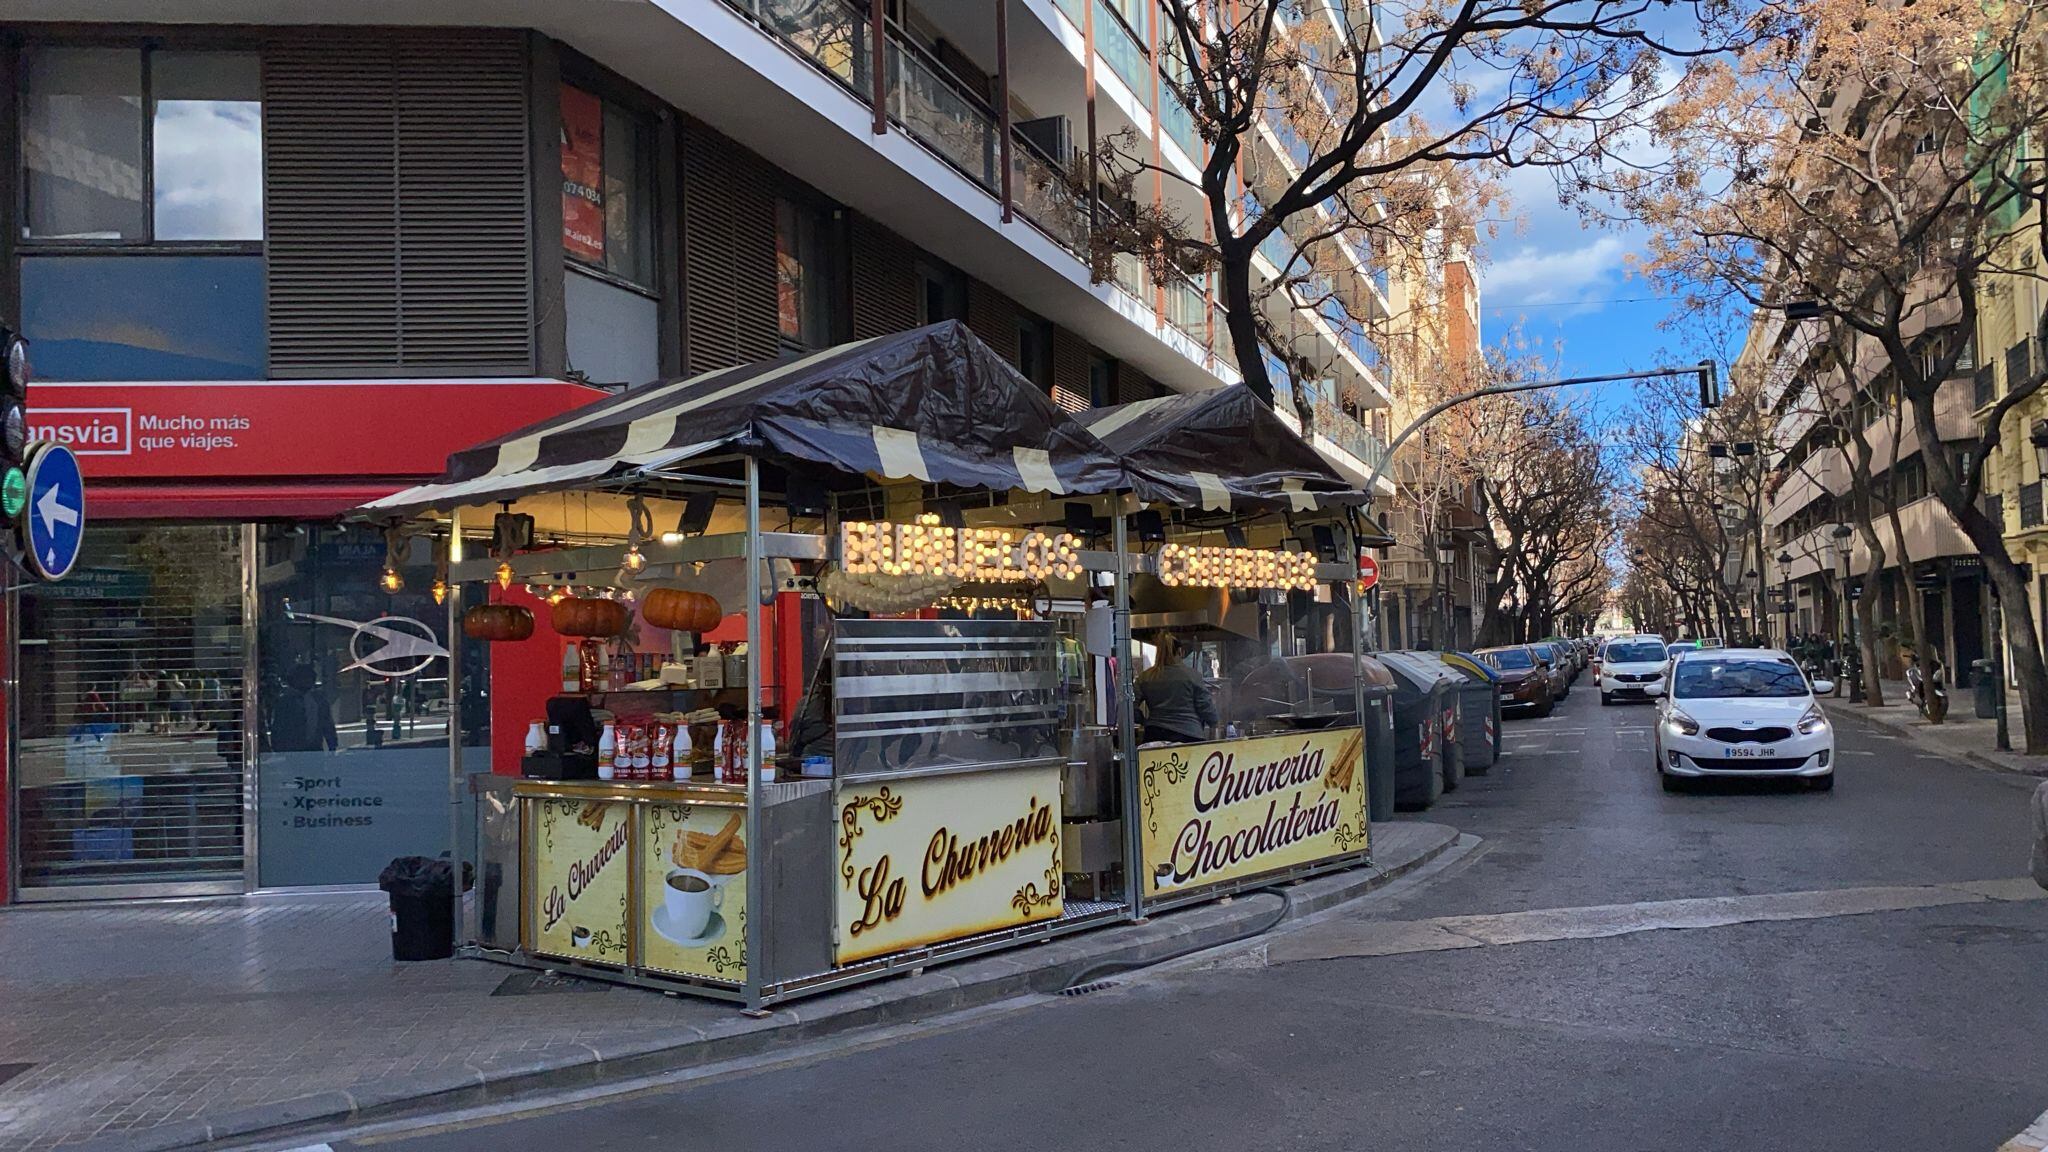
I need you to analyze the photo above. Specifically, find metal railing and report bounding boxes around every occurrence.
[1110,251,1150,303]
[1163,274,1208,344]
[1306,396,1388,473]
[2007,339,2036,397]
[730,0,1091,259]
[2022,481,2043,529]
[1093,0,1154,107]
[1160,89,1200,159]
[1975,362,1997,409]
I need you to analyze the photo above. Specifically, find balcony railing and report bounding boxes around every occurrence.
[2022,481,2043,529]
[1975,362,1997,409]
[1164,274,1208,345]
[1110,251,1150,303]
[1093,0,1153,107]
[729,0,1090,259]
[1307,396,1388,474]
[2008,339,2036,396]
[1160,89,1200,159]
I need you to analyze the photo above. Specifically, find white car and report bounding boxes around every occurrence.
[1599,636,1670,704]
[1655,648,1836,792]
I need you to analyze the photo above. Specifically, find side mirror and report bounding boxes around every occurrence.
[1812,679,1836,695]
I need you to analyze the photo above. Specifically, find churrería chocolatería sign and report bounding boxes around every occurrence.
[1139,729,1369,898]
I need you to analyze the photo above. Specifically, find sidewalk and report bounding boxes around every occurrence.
[0,821,1460,1152]
[1833,680,2048,777]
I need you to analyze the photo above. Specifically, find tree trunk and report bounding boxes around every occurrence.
[1217,244,1272,405]
[1854,519,1888,707]
[1883,496,1934,719]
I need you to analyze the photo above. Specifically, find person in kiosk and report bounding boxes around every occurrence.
[1137,634,1219,744]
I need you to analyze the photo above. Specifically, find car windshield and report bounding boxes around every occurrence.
[1484,648,1535,669]
[1673,658,1809,699]
[1607,641,1667,663]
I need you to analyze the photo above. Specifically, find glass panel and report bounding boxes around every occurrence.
[776,199,840,346]
[1093,0,1153,108]
[1009,143,1089,255]
[16,525,246,891]
[150,52,263,241]
[20,254,265,379]
[1110,251,1149,302]
[602,103,654,286]
[254,524,491,888]
[1165,275,1206,340]
[559,84,608,267]
[887,40,997,189]
[1160,89,1199,159]
[24,47,147,241]
[763,0,871,91]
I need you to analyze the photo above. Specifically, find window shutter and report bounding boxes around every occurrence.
[1051,327,1089,402]
[965,279,1020,363]
[681,128,779,372]
[850,215,919,340]
[265,31,532,378]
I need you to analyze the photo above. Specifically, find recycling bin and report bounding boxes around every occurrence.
[1974,659,1998,718]
[1242,653,1399,821]
[1436,652,1502,773]
[1375,651,1460,810]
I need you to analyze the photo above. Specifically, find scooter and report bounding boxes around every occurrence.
[1906,653,1948,721]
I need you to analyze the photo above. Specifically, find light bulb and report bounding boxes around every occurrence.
[431,579,448,605]
[621,545,646,572]
[380,567,403,593]
[497,562,514,590]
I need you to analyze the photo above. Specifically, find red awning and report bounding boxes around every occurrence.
[86,482,420,521]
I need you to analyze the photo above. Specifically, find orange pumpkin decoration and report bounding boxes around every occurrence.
[641,587,723,633]
[551,596,630,637]
[462,604,535,642]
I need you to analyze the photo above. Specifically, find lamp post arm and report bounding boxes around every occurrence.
[1362,365,1710,499]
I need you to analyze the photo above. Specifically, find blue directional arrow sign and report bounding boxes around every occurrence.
[23,441,85,582]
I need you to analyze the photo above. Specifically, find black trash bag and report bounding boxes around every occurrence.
[377,855,473,961]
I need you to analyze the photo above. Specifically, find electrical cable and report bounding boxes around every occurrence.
[1058,884,1295,994]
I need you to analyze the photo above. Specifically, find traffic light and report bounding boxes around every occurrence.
[1697,359,1721,409]
[0,323,28,531]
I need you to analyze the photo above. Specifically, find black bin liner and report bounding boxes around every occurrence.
[378,855,474,962]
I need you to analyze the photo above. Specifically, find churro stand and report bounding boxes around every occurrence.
[360,322,1392,1008]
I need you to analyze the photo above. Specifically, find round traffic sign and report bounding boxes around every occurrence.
[1356,553,1381,591]
[23,441,85,581]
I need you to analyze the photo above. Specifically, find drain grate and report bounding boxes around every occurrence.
[0,1064,33,1090]
[1058,980,1118,997]
[492,971,613,997]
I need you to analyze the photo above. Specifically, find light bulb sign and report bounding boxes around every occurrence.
[1154,543,1318,592]
[840,516,1082,583]
[22,441,85,582]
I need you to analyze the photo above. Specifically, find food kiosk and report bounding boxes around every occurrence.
[361,321,1394,1008]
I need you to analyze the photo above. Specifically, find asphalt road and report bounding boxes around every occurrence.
[342,676,2048,1152]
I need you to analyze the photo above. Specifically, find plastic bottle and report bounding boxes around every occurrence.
[712,724,728,784]
[596,722,616,781]
[758,722,778,784]
[561,645,580,694]
[651,722,673,777]
[673,724,694,780]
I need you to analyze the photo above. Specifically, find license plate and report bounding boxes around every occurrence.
[1723,745,1776,758]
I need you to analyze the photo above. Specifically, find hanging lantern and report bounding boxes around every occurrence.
[380,526,407,593]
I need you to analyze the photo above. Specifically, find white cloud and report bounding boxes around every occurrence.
[1480,233,1631,312]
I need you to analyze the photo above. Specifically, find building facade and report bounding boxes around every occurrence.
[0,2,1394,902]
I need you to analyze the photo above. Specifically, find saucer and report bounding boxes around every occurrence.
[651,905,727,947]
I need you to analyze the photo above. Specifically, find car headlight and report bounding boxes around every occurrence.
[1667,708,1700,736]
[1797,704,1828,735]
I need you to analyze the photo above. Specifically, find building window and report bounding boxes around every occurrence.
[1015,316,1052,389]
[23,46,263,243]
[560,84,654,290]
[1088,355,1116,408]
[777,197,843,349]
[916,261,967,325]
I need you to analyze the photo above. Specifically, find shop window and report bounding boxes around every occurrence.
[777,197,845,349]
[253,523,492,888]
[23,46,263,242]
[560,83,655,290]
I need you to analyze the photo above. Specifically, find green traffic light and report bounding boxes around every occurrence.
[1,466,24,521]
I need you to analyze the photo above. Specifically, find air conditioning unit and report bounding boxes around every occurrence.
[1014,115,1074,168]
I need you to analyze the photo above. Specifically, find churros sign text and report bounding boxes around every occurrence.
[1139,729,1368,897]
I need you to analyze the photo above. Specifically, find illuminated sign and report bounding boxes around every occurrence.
[840,516,1082,583]
[1154,543,1318,591]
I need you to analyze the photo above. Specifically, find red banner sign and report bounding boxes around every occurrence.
[26,380,603,480]
[560,84,607,265]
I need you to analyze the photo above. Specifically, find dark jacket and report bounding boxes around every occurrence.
[1137,662,1218,741]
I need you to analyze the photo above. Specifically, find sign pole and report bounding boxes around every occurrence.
[1113,507,1142,921]
[743,456,766,1012]
[447,509,465,949]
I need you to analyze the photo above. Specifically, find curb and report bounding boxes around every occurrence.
[1838,705,2048,778]
[2001,1107,2048,1152]
[77,822,1460,1152]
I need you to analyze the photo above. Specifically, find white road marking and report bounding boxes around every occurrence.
[1265,878,2047,963]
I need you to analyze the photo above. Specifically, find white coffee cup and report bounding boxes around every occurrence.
[663,868,724,939]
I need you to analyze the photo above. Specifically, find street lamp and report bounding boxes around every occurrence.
[1436,532,1457,650]
[1776,550,1795,648]
[1827,522,1858,701]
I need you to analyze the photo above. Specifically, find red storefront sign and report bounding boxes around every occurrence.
[559,84,607,265]
[26,380,603,481]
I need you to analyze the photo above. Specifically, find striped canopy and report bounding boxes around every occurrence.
[1079,384,1372,514]
[362,322,1147,516]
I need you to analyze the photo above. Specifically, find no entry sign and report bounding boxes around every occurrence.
[1357,553,1381,591]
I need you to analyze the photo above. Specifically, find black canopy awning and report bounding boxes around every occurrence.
[1079,384,1375,514]
[363,321,1146,516]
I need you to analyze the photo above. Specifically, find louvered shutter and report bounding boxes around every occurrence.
[265,31,533,377]
[681,128,780,372]
[965,278,1020,362]
[850,215,919,339]
[1051,327,1089,401]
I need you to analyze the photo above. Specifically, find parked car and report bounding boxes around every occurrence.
[1476,645,1557,718]
[1599,635,1671,704]
[1540,641,1578,689]
[1654,648,1836,791]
